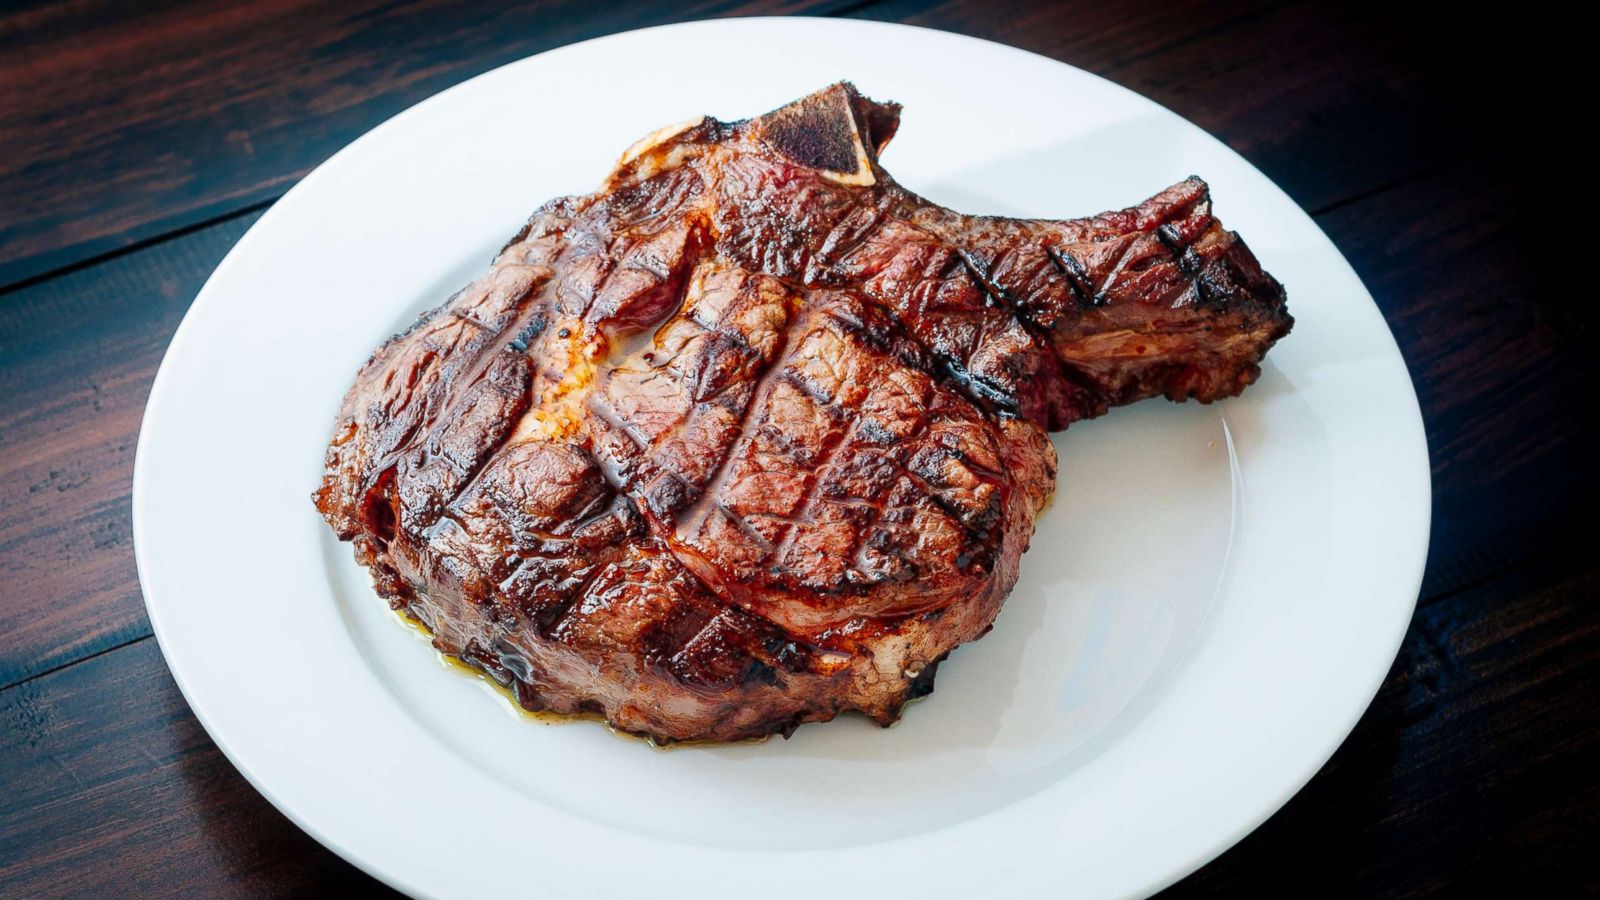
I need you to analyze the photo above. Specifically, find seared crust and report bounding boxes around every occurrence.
[315,83,1290,743]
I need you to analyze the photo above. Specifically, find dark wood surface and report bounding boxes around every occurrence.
[1,2,1592,896]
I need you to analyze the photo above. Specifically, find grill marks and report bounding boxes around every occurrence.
[1052,183,1214,312]
[315,84,1291,743]
[533,247,1016,633]
[320,262,552,544]
[668,289,800,542]
[592,264,798,527]
[1046,244,1100,308]
[956,245,1068,355]
[507,315,547,353]
[764,407,863,576]
[647,290,1009,631]
[817,190,1255,428]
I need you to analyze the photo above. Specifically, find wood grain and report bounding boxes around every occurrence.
[2,549,1592,896]
[1,153,1589,898]
[1313,157,1597,599]
[4,0,1563,289]
[849,0,1559,215]
[0,1,1591,895]
[0,637,388,896]
[6,152,1584,693]
[0,213,260,689]
[1167,549,1600,897]
[0,0,859,288]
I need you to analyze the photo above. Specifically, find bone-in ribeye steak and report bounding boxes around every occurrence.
[315,84,1292,743]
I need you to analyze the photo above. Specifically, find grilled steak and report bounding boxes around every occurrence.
[315,84,1291,743]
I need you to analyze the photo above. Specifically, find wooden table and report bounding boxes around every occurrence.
[2,2,1593,895]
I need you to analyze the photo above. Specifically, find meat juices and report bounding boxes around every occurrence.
[315,84,1291,743]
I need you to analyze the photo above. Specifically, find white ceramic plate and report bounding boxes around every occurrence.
[134,17,1429,899]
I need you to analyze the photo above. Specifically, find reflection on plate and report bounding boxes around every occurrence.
[135,18,1428,899]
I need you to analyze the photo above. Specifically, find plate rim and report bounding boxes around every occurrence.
[132,16,1431,899]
